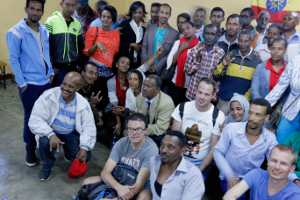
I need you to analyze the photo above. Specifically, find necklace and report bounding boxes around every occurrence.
[117,76,127,90]
[82,85,91,94]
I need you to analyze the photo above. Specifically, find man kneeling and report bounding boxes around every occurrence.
[223,144,300,200]
[29,72,96,181]
[82,113,158,200]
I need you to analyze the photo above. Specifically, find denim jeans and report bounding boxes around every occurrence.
[52,64,78,87]
[18,83,51,153]
[39,131,91,171]
[188,159,212,182]
[276,112,300,143]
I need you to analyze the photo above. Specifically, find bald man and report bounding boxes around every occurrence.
[29,72,96,181]
[282,11,300,45]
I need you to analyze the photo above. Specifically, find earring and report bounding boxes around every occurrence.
[116,65,118,68]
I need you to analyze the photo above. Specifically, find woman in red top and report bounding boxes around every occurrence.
[83,5,120,78]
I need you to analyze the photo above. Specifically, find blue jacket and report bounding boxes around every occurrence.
[251,60,289,107]
[6,18,54,88]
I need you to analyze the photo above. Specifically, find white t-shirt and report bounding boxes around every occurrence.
[172,101,225,161]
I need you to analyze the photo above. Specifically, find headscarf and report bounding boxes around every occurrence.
[226,93,250,124]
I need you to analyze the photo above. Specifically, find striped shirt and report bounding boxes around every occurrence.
[51,94,76,134]
[266,55,300,121]
[184,44,225,100]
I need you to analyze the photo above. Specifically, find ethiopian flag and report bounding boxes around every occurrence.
[251,0,300,23]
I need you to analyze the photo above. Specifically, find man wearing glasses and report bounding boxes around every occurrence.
[45,0,85,87]
[82,113,158,200]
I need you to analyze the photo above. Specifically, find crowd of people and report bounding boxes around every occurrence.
[5,0,300,199]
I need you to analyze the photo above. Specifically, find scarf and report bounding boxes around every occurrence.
[226,93,250,124]
[175,36,198,87]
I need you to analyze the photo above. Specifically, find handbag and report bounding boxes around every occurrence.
[160,64,176,84]
[269,93,300,128]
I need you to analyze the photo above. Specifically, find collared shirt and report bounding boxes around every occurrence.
[254,43,271,63]
[51,94,77,135]
[73,10,87,27]
[265,59,286,91]
[194,24,205,39]
[282,30,300,45]
[253,27,267,48]
[184,44,225,100]
[266,55,300,121]
[213,122,277,180]
[74,6,98,38]
[218,34,239,45]
[145,96,156,112]
[150,155,204,200]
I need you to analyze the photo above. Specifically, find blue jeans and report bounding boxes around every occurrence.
[189,159,212,182]
[276,112,300,143]
[52,63,78,87]
[39,131,91,171]
[18,83,51,153]
[220,179,247,200]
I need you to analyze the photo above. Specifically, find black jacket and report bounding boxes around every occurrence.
[118,20,146,69]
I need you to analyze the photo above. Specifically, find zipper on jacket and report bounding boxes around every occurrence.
[239,58,244,71]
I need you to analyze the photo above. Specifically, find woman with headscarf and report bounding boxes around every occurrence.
[219,93,250,132]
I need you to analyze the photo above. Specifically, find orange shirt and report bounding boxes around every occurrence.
[84,26,120,68]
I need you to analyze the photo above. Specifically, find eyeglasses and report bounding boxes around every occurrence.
[126,127,146,134]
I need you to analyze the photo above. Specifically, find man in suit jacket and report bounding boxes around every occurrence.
[136,75,175,146]
[141,3,180,73]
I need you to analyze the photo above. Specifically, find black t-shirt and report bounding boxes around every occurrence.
[78,83,102,109]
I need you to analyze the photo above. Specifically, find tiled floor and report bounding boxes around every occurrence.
[0,81,212,200]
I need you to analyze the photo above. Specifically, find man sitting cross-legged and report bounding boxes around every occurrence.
[223,144,300,200]
[82,113,158,200]
[148,130,205,200]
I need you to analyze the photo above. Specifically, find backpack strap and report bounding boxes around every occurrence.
[179,102,187,119]
[212,106,219,127]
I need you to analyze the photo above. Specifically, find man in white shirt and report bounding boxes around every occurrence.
[194,8,206,41]
[172,77,225,181]
[149,131,204,200]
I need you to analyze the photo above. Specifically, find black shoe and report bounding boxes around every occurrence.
[25,152,37,167]
[39,169,51,181]
[64,154,71,162]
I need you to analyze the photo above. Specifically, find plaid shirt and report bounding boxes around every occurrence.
[83,7,98,38]
[184,43,225,100]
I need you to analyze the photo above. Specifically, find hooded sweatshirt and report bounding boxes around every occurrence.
[45,11,84,66]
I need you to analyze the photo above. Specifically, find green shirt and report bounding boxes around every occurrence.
[282,131,300,178]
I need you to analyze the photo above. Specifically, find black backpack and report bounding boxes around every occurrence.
[179,102,219,126]
[76,165,138,200]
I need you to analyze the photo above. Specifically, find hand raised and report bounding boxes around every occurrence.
[222,53,235,66]
[156,42,164,55]
[89,91,102,106]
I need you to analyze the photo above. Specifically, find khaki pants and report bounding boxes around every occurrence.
[217,97,230,115]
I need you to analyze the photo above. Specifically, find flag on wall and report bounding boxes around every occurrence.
[251,0,300,23]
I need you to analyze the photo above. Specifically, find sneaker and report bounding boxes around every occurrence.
[64,154,71,162]
[39,169,51,181]
[25,152,37,167]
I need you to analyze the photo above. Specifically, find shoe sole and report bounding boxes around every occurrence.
[25,161,37,167]
[64,155,71,162]
[39,175,51,182]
